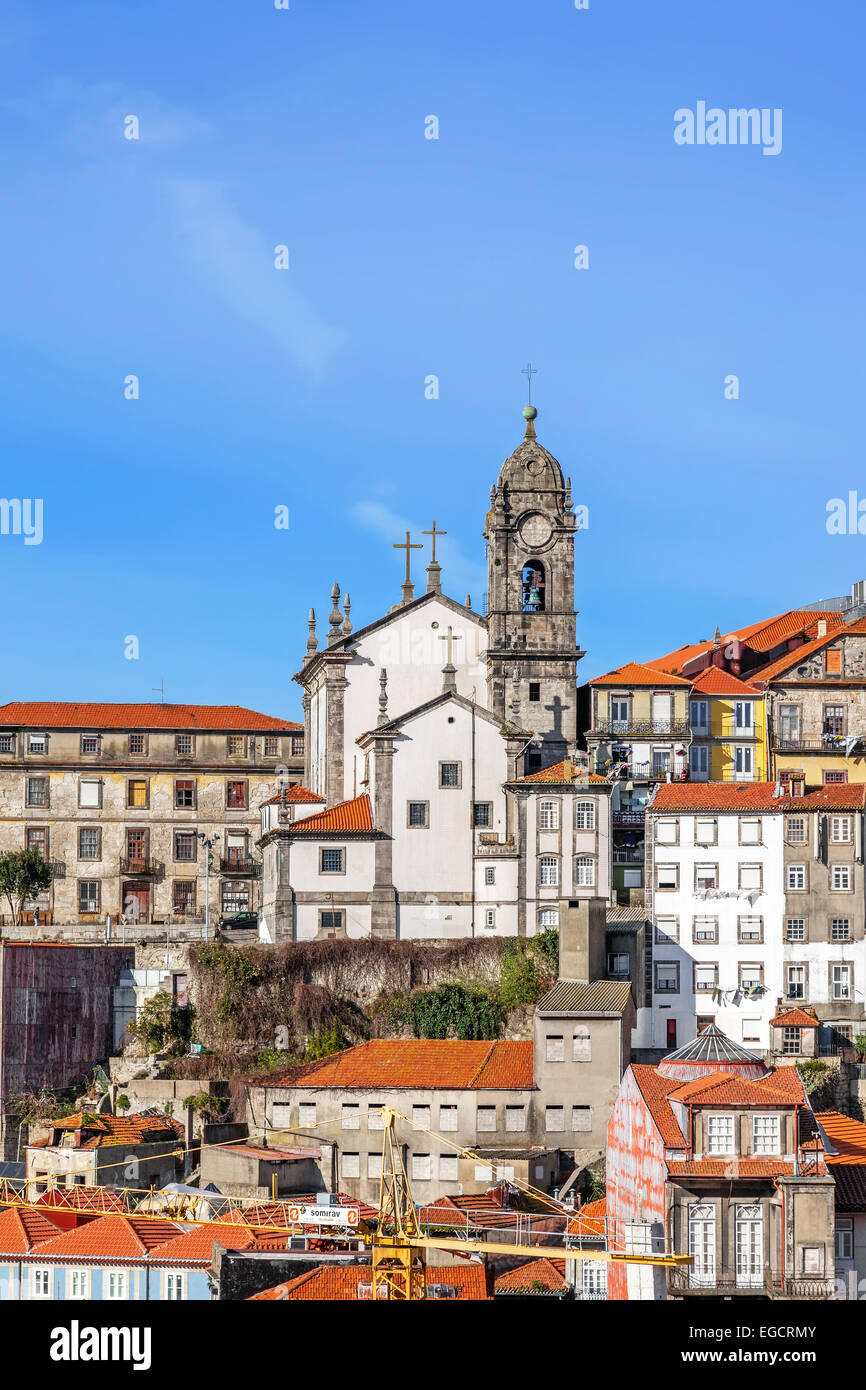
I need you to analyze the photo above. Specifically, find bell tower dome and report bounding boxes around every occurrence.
[484,403,583,768]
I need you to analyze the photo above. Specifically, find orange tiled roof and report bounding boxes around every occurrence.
[224,1195,379,1226]
[509,760,609,785]
[0,702,300,731]
[667,1160,807,1178]
[261,786,325,807]
[495,1257,567,1294]
[261,1039,535,1091]
[771,1007,820,1028]
[567,1198,606,1238]
[749,632,842,683]
[648,611,846,675]
[816,1111,866,1165]
[0,1206,66,1254]
[689,668,762,697]
[630,1066,688,1148]
[32,1214,181,1262]
[248,1263,490,1300]
[590,662,691,688]
[147,1221,257,1264]
[47,1113,183,1149]
[649,782,866,813]
[286,794,375,835]
[667,1071,799,1107]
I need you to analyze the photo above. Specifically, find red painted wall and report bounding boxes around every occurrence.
[606,1068,669,1300]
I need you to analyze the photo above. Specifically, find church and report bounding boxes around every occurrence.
[258,405,611,942]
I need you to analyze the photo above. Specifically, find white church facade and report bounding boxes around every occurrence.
[258,407,612,942]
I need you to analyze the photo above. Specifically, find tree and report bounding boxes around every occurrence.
[0,848,53,926]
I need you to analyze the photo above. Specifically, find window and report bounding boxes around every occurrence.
[538,908,559,927]
[174,831,197,862]
[477,1105,496,1132]
[226,780,248,809]
[78,881,100,914]
[786,918,805,941]
[786,816,806,844]
[438,1105,458,1132]
[78,827,101,860]
[787,864,806,890]
[824,769,847,784]
[688,1204,716,1288]
[172,881,195,913]
[574,800,595,830]
[779,704,800,742]
[742,1018,761,1044]
[573,1028,591,1061]
[367,1152,383,1179]
[706,1115,735,1155]
[608,952,630,976]
[472,802,492,828]
[439,1154,458,1182]
[836,1220,854,1262]
[574,855,595,886]
[830,816,852,842]
[175,734,194,756]
[227,735,245,756]
[695,864,718,891]
[127,779,148,808]
[68,1268,90,1300]
[165,1272,186,1301]
[367,1104,384,1131]
[26,777,49,807]
[740,963,763,993]
[320,847,345,874]
[412,1105,431,1129]
[223,880,252,914]
[80,734,99,754]
[582,1262,608,1300]
[831,918,851,942]
[26,827,47,858]
[407,801,428,828]
[28,734,47,754]
[106,1270,127,1300]
[545,1034,564,1063]
[786,965,806,1001]
[609,695,630,729]
[341,1103,360,1130]
[31,1267,51,1298]
[572,1105,592,1133]
[800,1247,825,1276]
[690,746,709,778]
[0,734,14,753]
[735,1203,763,1289]
[734,701,753,732]
[128,732,146,754]
[484,866,495,886]
[695,818,717,845]
[695,963,718,992]
[825,651,843,677]
[290,734,304,757]
[545,1106,565,1132]
[439,762,461,788]
[655,962,680,993]
[483,908,496,929]
[264,736,280,756]
[690,700,708,730]
[738,916,763,943]
[341,1152,360,1179]
[655,819,678,845]
[654,916,678,944]
[739,819,762,845]
[506,1105,526,1132]
[733,745,754,779]
[411,1153,432,1181]
[539,856,559,886]
[538,799,559,830]
[832,965,852,1000]
[317,908,343,934]
[298,1102,316,1126]
[529,682,541,702]
[692,916,718,943]
[752,1115,781,1155]
[739,863,762,892]
[656,863,678,890]
[78,777,102,809]
[832,864,852,891]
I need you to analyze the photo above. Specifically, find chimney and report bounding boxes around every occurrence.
[817,619,827,637]
[558,897,607,982]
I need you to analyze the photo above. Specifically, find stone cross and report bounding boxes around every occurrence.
[422,520,447,563]
[439,626,462,665]
[393,530,423,584]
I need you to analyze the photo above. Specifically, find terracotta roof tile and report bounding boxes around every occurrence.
[285,794,375,835]
[47,1113,183,1149]
[649,782,866,813]
[261,786,325,807]
[590,662,692,687]
[248,1263,490,1300]
[495,1258,567,1294]
[0,1206,66,1254]
[0,702,300,731]
[147,1221,256,1264]
[667,1071,799,1107]
[509,760,609,785]
[667,1160,803,1178]
[816,1111,866,1164]
[771,1007,820,1028]
[689,668,762,697]
[261,1039,534,1091]
[32,1214,181,1262]
[629,1066,687,1148]
[648,611,845,675]
[828,1165,866,1211]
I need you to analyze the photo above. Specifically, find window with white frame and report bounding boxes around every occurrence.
[739,819,762,845]
[692,916,717,943]
[830,816,852,842]
[655,819,678,844]
[476,1105,496,1132]
[438,1105,458,1131]
[831,918,850,942]
[690,746,709,778]
[836,1220,854,1261]
[28,733,47,754]
[367,1104,384,1131]
[341,1152,360,1178]
[506,1105,526,1132]
[738,916,763,943]
[695,963,718,992]
[545,1106,565,1132]
[106,1270,127,1300]
[787,864,806,890]
[786,816,807,843]
[695,817,717,845]
[78,777,102,808]
[739,863,762,891]
[734,701,754,732]
[706,1115,735,1154]
[538,908,559,927]
[573,1028,591,1061]
[742,1018,761,1045]
[656,863,678,890]
[696,864,718,891]
[574,800,595,830]
[740,963,763,993]
[68,1268,90,1299]
[831,864,852,891]
[734,746,754,778]
[690,700,709,730]
[574,856,595,886]
[572,1105,592,1132]
[31,1267,51,1298]
[439,1154,458,1182]
[832,964,852,1000]
[752,1115,781,1155]
[546,1034,564,1062]
[298,1102,317,1126]
[654,962,679,993]
[786,918,805,941]
[786,965,806,1000]
[582,1261,608,1299]
[411,1153,432,1181]
[165,1272,186,1301]
[341,1103,360,1130]
[538,799,559,830]
[412,1104,431,1129]
[654,916,679,944]
[539,856,559,886]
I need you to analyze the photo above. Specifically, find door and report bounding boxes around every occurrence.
[735,1204,763,1287]
[122,883,150,924]
[688,1203,716,1288]
[651,692,672,733]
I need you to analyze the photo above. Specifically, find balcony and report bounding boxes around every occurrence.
[219,854,261,876]
[119,857,165,879]
[772,733,863,755]
[475,836,519,858]
[613,849,644,865]
[591,719,692,739]
[668,1267,834,1299]
[48,859,66,879]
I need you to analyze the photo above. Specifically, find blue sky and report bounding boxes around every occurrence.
[1,0,864,719]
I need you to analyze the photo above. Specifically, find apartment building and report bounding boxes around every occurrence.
[0,703,303,927]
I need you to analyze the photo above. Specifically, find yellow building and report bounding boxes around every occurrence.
[687,667,768,782]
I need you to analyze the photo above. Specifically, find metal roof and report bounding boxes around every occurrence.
[535,979,633,1014]
[606,907,647,923]
[662,1024,761,1065]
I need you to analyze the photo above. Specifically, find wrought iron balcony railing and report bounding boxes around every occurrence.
[219,854,261,876]
[591,719,692,739]
[119,857,165,878]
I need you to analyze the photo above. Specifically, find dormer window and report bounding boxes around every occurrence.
[522,562,545,612]
[706,1114,735,1155]
[752,1114,781,1154]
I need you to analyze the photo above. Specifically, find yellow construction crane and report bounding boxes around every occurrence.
[371,1107,690,1301]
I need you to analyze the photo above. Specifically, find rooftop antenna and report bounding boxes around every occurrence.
[152,680,165,703]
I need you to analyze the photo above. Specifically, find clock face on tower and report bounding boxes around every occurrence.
[518,511,553,548]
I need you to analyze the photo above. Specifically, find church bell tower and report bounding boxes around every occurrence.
[484,401,583,768]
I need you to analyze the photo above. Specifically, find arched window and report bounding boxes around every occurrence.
[522,562,546,612]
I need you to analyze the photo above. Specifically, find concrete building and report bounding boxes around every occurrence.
[0,702,303,928]
[815,1108,866,1300]
[606,1025,836,1301]
[25,1112,183,1194]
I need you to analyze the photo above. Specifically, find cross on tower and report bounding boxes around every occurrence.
[393,530,423,584]
[521,361,538,406]
[422,520,447,562]
[439,626,462,665]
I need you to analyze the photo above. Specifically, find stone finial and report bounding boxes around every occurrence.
[490,484,496,506]
[522,404,538,440]
[278,787,291,824]
[442,662,457,695]
[425,560,442,596]
[378,668,389,725]
[328,584,343,644]
[465,594,472,609]
[305,608,318,659]
[713,625,722,649]
[510,667,522,720]
[342,592,353,637]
